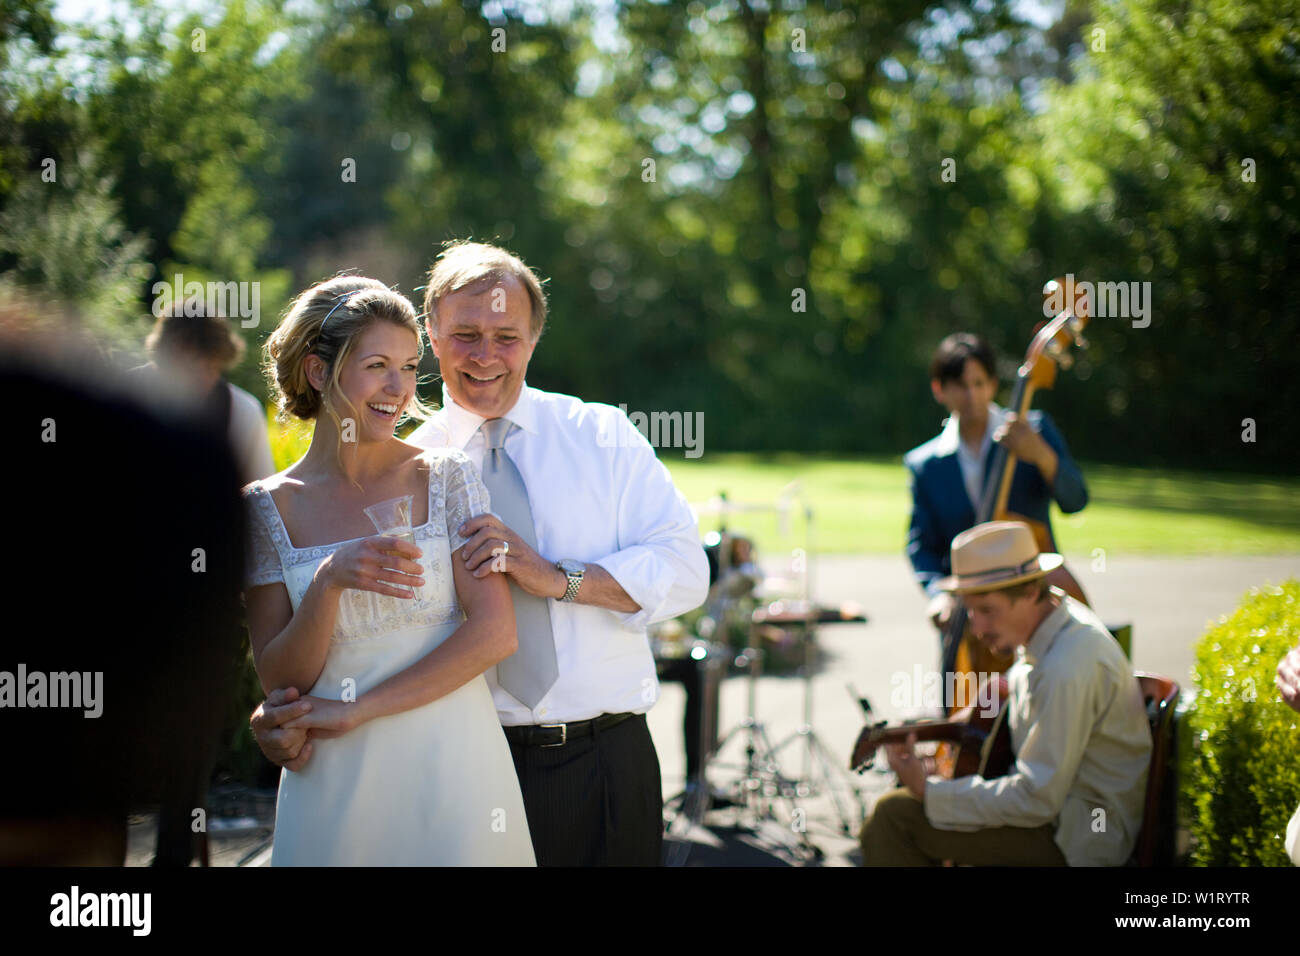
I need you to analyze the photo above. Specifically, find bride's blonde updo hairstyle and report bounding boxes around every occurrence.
[265,275,436,436]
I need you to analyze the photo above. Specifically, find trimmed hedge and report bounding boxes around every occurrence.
[1186,579,1300,866]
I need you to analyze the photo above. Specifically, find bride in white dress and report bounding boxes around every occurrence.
[241,275,534,866]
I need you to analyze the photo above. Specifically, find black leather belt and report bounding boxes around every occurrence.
[503,712,635,748]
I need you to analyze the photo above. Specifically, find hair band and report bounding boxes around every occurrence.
[317,290,363,341]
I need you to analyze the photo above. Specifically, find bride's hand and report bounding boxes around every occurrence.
[283,695,364,736]
[317,535,425,598]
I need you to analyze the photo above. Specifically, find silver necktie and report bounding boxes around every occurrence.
[479,418,558,707]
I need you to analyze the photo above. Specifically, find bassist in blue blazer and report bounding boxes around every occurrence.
[906,334,1088,630]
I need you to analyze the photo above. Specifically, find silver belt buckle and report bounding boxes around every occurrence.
[539,722,567,747]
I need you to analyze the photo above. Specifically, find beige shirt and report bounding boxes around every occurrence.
[924,592,1152,866]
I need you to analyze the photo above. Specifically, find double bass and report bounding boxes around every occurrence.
[941,278,1092,695]
[849,278,1091,779]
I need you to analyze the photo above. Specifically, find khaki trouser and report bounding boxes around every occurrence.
[860,788,1067,866]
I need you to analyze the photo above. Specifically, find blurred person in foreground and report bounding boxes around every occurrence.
[0,303,243,864]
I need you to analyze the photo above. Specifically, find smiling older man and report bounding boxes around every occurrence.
[253,241,708,866]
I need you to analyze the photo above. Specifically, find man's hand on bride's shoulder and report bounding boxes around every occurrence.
[458,513,566,600]
[315,535,426,599]
[251,687,314,771]
[281,695,364,737]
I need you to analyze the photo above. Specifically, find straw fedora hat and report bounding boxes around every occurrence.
[936,521,1064,595]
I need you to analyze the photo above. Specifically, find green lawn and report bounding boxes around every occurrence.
[267,411,1300,557]
[660,453,1300,557]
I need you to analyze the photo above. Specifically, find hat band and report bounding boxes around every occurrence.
[959,556,1043,581]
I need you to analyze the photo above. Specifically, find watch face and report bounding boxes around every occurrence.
[559,559,584,575]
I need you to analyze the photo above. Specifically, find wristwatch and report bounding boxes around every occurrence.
[556,559,585,602]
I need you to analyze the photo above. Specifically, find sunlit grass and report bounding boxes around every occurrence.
[659,453,1300,557]
[266,414,1300,556]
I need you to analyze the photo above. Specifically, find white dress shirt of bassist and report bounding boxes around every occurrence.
[410,260,708,724]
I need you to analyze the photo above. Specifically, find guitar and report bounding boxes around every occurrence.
[850,676,1012,779]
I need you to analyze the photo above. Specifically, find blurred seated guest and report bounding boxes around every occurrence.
[134,300,275,484]
[860,521,1149,867]
[1276,642,1300,865]
[0,308,244,864]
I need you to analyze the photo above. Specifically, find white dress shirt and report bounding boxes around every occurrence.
[945,402,1008,511]
[407,383,710,726]
[923,592,1152,866]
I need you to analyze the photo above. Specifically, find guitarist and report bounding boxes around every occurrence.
[906,333,1088,635]
[859,521,1151,866]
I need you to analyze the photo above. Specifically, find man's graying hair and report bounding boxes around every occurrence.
[422,240,548,341]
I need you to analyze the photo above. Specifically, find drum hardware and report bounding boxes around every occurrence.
[665,495,795,864]
[664,487,878,862]
[668,486,872,860]
[661,510,759,865]
[762,598,871,839]
[849,682,874,723]
[752,488,870,840]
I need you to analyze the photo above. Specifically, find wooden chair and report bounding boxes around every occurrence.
[1132,672,1180,866]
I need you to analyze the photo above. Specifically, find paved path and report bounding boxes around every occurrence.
[648,553,1299,864]
[128,553,1295,866]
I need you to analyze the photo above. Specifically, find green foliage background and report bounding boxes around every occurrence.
[1186,580,1300,866]
[2,0,1295,472]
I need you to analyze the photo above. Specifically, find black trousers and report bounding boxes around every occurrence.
[508,713,663,867]
[656,657,717,781]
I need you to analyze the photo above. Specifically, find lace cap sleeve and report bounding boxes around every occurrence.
[441,450,490,552]
[242,484,286,590]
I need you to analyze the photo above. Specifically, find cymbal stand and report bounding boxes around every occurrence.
[663,506,746,864]
[765,494,870,839]
[703,632,806,833]
[665,495,809,862]
[661,611,730,866]
[701,486,815,846]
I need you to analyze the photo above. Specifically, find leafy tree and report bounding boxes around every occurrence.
[1031,0,1300,470]
[0,157,151,349]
